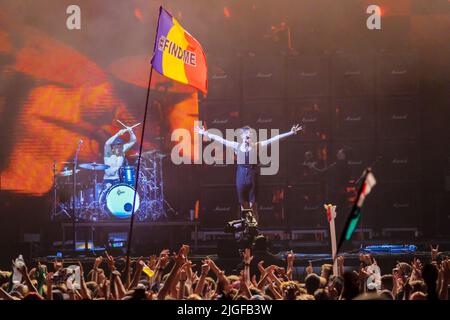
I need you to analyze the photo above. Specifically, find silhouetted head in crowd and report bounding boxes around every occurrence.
[381,274,394,292]
[252,235,268,252]
[342,271,360,300]
[305,273,321,295]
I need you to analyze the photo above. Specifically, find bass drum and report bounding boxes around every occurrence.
[103,183,140,218]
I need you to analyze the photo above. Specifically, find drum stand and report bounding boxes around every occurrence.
[52,162,71,220]
[85,164,106,221]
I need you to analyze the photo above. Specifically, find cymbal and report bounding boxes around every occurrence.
[60,161,75,164]
[129,153,142,158]
[142,150,158,156]
[155,153,167,158]
[79,162,110,170]
[58,169,80,176]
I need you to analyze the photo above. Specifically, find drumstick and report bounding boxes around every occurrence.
[116,120,141,130]
[129,122,141,129]
[116,119,128,128]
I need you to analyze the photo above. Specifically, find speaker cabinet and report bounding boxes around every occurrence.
[377,97,420,139]
[242,100,286,131]
[287,141,330,185]
[286,56,329,97]
[331,54,375,97]
[200,186,238,228]
[243,56,284,99]
[377,141,419,182]
[201,100,241,133]
[332,98,375,140]
[287,99,330,141]
[377,54,419,95]
[376,183,420,228]
[207,57,241,99]
[287,184,327,228]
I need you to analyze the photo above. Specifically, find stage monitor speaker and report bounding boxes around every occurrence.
[377,54,419,95]
[377,97,420,139]
[331,54,375,97]
[377,141,419,182]
[286,141,330,185]
[200,186,238,228]
[286,56,329,98]
[243,56,284,99]
[256,185,286,228]
[287,99,330,141]
[287,183,327,228]
[377,183,420,228]
[201,100,241,133]
[206,57,241,99]
[332,98,375,140]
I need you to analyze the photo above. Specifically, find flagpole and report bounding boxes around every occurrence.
[124,6,163,283]
[335,168,370,256]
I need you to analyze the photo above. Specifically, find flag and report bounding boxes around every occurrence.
[151,7,208,93]
[337,169,376,253]
[143,265,155,278]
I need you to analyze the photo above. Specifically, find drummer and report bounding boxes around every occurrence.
[104,127,136,185]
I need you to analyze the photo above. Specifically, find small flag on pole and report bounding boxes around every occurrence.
[324,204,338,275]
[151,7,208,93]
[337,169,376,253]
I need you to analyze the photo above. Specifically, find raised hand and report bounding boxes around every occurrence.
[358,266,370,281]
[182,244,190,258]
[306,261,313,275]
[257,261,265,275]
[147,255,157,270]
[93,256,103,270]
[179,269,188,282]
[17,263,28,276]
[287,251,295,267]
[336,256,344,267]
[174,251,186,267]
[201,263,210,276]
[441,258,450,281]
[105,251,115,271]
[411,258,423,279]
[194,125,206,135]
[290,124,302,134]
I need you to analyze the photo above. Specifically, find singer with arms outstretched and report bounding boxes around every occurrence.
[195,124,302,214]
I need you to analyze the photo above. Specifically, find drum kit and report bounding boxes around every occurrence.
[53,150,167,222]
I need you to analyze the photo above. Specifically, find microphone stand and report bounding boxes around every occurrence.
[72,141,82,253]
[53,161,57,220]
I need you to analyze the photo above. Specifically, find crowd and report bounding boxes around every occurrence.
[0,238,449,300]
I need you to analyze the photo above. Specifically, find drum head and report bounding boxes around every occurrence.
[105,183,140,218]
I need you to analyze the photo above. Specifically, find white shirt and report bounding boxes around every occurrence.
[104,154,124,180]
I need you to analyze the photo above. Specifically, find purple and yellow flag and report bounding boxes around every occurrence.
[151,7,208,94]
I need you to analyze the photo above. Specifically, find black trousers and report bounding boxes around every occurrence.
[236,165,258,206]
